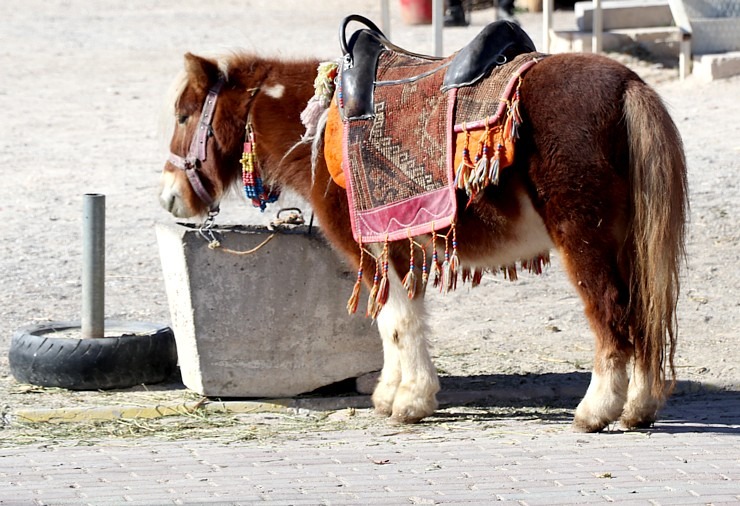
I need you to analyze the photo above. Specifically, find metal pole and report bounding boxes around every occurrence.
[432,0,444,57]
[82,193,105,338]
[542,0,552,53]
[380,0,391,39]
[592,0,603,53]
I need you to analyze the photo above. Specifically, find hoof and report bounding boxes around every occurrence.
[620,414,656,430]
[572,418,609,433]
[373,406,393,417]
[388,412,425,425]
[620,399,659,430]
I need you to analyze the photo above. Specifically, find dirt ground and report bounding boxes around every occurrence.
[1,1,738,429]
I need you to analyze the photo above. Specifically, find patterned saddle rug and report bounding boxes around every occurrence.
[326,18,543,244]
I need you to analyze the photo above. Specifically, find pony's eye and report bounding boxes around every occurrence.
[177,114,188,125]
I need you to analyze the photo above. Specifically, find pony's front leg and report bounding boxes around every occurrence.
[372,279,439,424]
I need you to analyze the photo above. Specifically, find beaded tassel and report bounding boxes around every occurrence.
[241,124,280,212]
[347,241,364,315]
[507,77,523,140]
[448,225,460,292]
[454,129,474,194]
[430,231,442,288]
[366,256,381,318]
[489,143,502,186]
[401,237,417,300]
[440,234,451,294]
[376,240,390,307]
[470,125,491,195]
[367,240,390,319]
[420,245,429,289]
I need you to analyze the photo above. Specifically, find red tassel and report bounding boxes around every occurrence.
[347,243,364,314]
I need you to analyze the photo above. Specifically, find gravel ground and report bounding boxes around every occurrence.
[0,1,738,433]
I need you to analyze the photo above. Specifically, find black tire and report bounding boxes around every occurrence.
[8,321,178,390]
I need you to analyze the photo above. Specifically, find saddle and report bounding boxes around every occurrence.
[327,14,543,246]
[338,15,536,120]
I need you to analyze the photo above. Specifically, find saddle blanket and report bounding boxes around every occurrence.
[334,51,543,244]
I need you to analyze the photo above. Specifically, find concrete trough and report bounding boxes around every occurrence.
[156,222,382,398]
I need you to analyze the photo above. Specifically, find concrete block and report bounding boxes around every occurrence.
[575,0,674,31]
[691,18,740,54]
[551,27,681,59]
[692,51,740,81]
[156,222,382,397]
[550,29,631,53]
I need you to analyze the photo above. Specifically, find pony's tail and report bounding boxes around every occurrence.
[623,80,689,400]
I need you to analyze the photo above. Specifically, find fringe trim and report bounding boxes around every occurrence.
[346,239,364,315]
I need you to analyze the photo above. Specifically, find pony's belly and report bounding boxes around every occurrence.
[470,191,553,269]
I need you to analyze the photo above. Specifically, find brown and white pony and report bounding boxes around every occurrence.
[160,50,688,432]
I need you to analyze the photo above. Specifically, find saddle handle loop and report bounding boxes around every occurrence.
[339,14,386,55]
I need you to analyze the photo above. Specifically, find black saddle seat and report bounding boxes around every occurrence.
[339,15,536,120]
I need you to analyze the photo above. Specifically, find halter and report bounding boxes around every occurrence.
[168,79,225,213]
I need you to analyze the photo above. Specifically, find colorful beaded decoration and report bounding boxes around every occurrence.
[241,122,280,212]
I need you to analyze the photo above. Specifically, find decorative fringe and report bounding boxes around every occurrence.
[430,231,442,288]
[506,77,523,140]
[401,237,417,299]
[241,123,280,211]
[366,260,380,319]
[420,245,429,289]
[440,229,460,294]
[367,239,390,319]
[346,241,364,315]
[300,61,339,138]
[454,129,474,195]
[448,225,459,292]
[300,97,325,138]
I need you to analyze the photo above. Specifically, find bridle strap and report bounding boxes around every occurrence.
[168,79,225,210]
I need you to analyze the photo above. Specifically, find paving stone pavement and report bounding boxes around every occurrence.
[2,391,739,505]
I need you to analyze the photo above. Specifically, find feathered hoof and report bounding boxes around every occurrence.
[373,405,393,417]
[620,412,656,430]
[371,384,397,417]
[388,412,425,425]
[572,417,610,433]
[620,399,659,430]
[572,403,615,433]
[621,417,655,430]
[387,385,438,425]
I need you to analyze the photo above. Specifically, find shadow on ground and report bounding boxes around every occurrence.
[428,372,740,434]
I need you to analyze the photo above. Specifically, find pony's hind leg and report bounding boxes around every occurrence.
[620,341,662,429]
[558,242,633,432]
[372,275,439,424]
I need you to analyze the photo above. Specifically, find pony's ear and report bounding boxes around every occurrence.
[184,52,221,91]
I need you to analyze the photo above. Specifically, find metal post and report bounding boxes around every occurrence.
[542,0,553,53]
[592,0,603,53]
[380,0,391,39]
[432,0,444,57]
[82,193,105,338]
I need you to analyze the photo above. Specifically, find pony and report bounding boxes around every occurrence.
[159,34,688,432]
